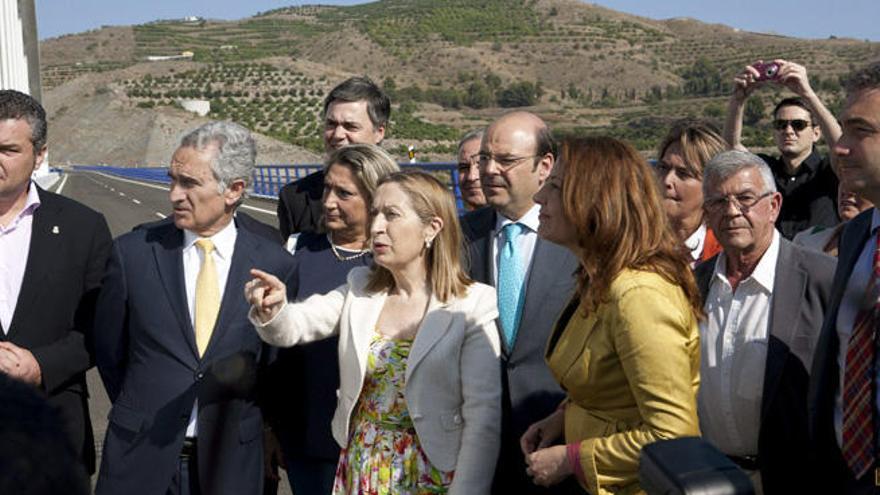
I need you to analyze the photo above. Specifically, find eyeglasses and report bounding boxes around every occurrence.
[477,152,539,171]
[773,119,813,132]
[704,191,773,213]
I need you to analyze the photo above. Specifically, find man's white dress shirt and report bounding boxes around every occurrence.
[182,220,237,437]
[699,230,781,456]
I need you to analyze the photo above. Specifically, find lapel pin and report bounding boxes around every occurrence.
[51,226,60,234]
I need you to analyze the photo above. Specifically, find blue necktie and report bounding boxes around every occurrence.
[498,223,525,348]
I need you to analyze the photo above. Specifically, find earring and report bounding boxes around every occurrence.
[425,238,432,249]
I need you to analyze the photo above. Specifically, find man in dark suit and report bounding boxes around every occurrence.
[0,90,111,476]
[809,62,880,494]
[694,150,835,494]
[460,111,579,494]
[276,76,389,239]
[93,122,296,495]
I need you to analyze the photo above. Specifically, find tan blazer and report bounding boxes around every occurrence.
[545,269,701,495]
[253,267,501,494]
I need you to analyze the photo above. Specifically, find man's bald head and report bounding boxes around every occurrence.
[479,111,555,220]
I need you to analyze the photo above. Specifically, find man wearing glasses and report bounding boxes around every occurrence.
[460,111,579,494]
[694,149,835,494]
[724,59,841,239]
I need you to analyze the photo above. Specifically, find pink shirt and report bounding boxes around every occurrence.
[0,183,41,333]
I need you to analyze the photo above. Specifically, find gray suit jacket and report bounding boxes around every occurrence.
[809,209,874,491]
[696,237,835,494]
[461,207,579,494]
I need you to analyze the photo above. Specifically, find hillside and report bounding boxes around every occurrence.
[39,0,880,163]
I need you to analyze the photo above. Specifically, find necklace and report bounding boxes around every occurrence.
[328,235,369,262]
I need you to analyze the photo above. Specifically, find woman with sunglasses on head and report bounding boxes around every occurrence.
[521,136,702,494]
[655,119,728,266]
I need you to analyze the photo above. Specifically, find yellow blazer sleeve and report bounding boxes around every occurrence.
[578,282,700,494]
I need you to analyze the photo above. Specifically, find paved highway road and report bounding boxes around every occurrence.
[51,170,293,494]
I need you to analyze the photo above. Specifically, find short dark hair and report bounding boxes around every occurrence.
[323,76,391,130]
[845,62,880,96]
[535,124,556,160]
[772,96,817,125]
[0,90,47,151]
[0,375,89,495]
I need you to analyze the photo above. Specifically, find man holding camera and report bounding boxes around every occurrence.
[724,59,841,240]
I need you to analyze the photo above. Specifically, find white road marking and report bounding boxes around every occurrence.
[155,212,166,219]
[118,192,126,197]
[85,171,277,215]
[55,174,69,194]
[239,204,275,215]
[132,199,141,205]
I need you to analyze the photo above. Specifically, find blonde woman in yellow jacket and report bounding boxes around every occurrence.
[522,136,703,494]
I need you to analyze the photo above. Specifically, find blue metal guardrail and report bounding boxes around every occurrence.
[74,163,465,211]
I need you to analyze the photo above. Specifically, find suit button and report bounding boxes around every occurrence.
[453,414,462,425]
[195,371,205,381]
[507,362,516,371]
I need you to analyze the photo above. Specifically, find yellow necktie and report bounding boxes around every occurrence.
[194,239,220,357]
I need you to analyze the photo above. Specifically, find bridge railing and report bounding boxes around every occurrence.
[73,163,465,210]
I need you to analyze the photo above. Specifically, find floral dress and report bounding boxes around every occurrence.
[333,333,454,494]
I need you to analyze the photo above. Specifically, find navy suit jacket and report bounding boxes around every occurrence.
[809,209,875,491]
[1,187,111,474]
[93,218,296,495]
[461,207,580,494]
[696,238,835,494]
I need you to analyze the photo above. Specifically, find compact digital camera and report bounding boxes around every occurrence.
[752,62,780,81]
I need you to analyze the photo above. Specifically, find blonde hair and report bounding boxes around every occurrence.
[365,170,472,302]
[657,118,727,179]
[323,144,400,200]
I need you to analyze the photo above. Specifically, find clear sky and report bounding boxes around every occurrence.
[36,0,879,41]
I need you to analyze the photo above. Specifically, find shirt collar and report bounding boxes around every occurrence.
[684,223,707,260]
[1,182,41,232]
[871,208,880,234]
[183,219,237,261]
[799,148,823,173]
[713,229,781,293]
[494,204,541,235]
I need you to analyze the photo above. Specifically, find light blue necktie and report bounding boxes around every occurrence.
[498,223,525,348]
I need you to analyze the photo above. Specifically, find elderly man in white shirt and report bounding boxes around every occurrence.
[694,150,835,495]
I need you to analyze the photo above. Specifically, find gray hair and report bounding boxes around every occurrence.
[457,128,484,155]
[323,144,400,199]
[703,150,777,197]
[179,121,256,206]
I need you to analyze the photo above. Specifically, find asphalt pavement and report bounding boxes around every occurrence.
[51,170,293,494]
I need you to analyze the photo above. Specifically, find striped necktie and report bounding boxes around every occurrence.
[843,232,880,478]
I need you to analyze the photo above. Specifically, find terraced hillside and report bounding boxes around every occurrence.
[39,0,880,158]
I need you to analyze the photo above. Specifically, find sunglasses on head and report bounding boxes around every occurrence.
[773,119,812,131]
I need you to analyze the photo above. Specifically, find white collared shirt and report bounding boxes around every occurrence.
[684,223,708,263]
[491,204,541,288]
[0,183,40,333]
[182,219,237,437]
[699,230,781,456]
[834,208,880,447]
